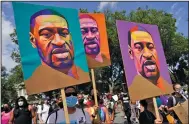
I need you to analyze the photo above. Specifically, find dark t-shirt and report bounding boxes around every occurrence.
[139,110,156,124]
[14,108,32,124]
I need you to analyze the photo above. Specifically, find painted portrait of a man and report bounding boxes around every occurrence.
[79,14,111,68]
[12,2,90,95]
[29,9,79,79]
[128,26,162,87]
[116,21,173,101]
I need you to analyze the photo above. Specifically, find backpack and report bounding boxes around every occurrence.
[45,108,86,124]
[48,105,54,115]
[172,94,187,106]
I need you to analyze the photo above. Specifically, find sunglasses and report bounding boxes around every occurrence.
[65,92,77,97]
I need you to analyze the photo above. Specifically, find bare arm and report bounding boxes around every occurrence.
[8,109,14,124]
[111,109,114,121]
[103,107,111,124]
[31,109,36,124]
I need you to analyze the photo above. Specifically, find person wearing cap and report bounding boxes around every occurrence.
[47,86,91,124]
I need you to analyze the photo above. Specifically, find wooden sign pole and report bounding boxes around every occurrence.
[61,88,70,124]
[91,69,98,106]
[153,97,160,120]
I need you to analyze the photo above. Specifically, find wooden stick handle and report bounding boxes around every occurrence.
[153,97,160,120]
[91,69,98,106]
[61,88,70,124]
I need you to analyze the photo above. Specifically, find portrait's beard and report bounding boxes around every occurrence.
[36,39,74,70]
[139,59,160,84]
[83,37,100,55]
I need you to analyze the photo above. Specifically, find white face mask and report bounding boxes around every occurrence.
[18,101,24,106]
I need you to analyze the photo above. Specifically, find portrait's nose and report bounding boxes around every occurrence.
[86,30,94,39]
[51,33,65,46]
[142,47,152,59]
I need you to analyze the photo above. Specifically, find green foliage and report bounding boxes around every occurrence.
[8,65,24,87]
[1,66,18,104]
[10,29,21,63]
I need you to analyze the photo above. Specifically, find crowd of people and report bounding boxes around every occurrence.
[1,83,188,124]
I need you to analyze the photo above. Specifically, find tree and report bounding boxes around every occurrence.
[1,66,18,104]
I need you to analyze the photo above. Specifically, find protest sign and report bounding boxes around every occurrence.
[12,2,91,95]
[116,20,173,101]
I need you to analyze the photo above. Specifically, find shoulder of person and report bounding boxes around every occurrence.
[1,111,5,115]
[48,109,63,122]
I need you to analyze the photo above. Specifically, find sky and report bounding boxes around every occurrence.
[2,1,188,72]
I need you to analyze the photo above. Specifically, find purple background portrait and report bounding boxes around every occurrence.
[116,20,172,87]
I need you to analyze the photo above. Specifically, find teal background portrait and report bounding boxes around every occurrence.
[12,2,89,80]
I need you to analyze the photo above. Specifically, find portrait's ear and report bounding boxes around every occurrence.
[29,32,36,48]
[128,46,134,59]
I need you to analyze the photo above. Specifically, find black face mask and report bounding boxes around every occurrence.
[79,99,84,104]
[99,99,104,104]
[4,107,9,112]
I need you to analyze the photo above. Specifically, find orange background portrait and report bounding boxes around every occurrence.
[79,13,111,68]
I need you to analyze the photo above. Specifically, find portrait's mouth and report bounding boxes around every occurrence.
[52,48,71,60]
[85,41,98,49]
[143,60,156,72]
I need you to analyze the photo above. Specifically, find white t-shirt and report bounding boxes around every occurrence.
[37,104,50,122]
[47,108,91,124]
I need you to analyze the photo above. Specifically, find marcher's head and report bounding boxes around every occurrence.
[140,100,148,112]
[173,83,181,92]
[30,9,74,70]
[173,83,183,96]
[77,93,84,100]
[43,99,48,104]
[58,101,63,109]
[107,94,112,100]
[118,100,122,104]
[3,104,10,112]
[79,14,100,56]
[65,86,78,108]
[15,96,28,109]
[128,25,160,83]
[77,93,84,105]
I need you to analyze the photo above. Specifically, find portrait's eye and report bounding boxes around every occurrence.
[40,30,53,39]
[59,28,69,37]
[135,43,143,51]
[148,43,155,50]
[91,27,98,33]
[81,28,88,35]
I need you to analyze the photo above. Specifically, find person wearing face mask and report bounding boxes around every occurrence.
[9,96,36,124]
[47,86,91,124]
[76,93,87,109]
[166,83,188,124]
[1,104,11,124]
